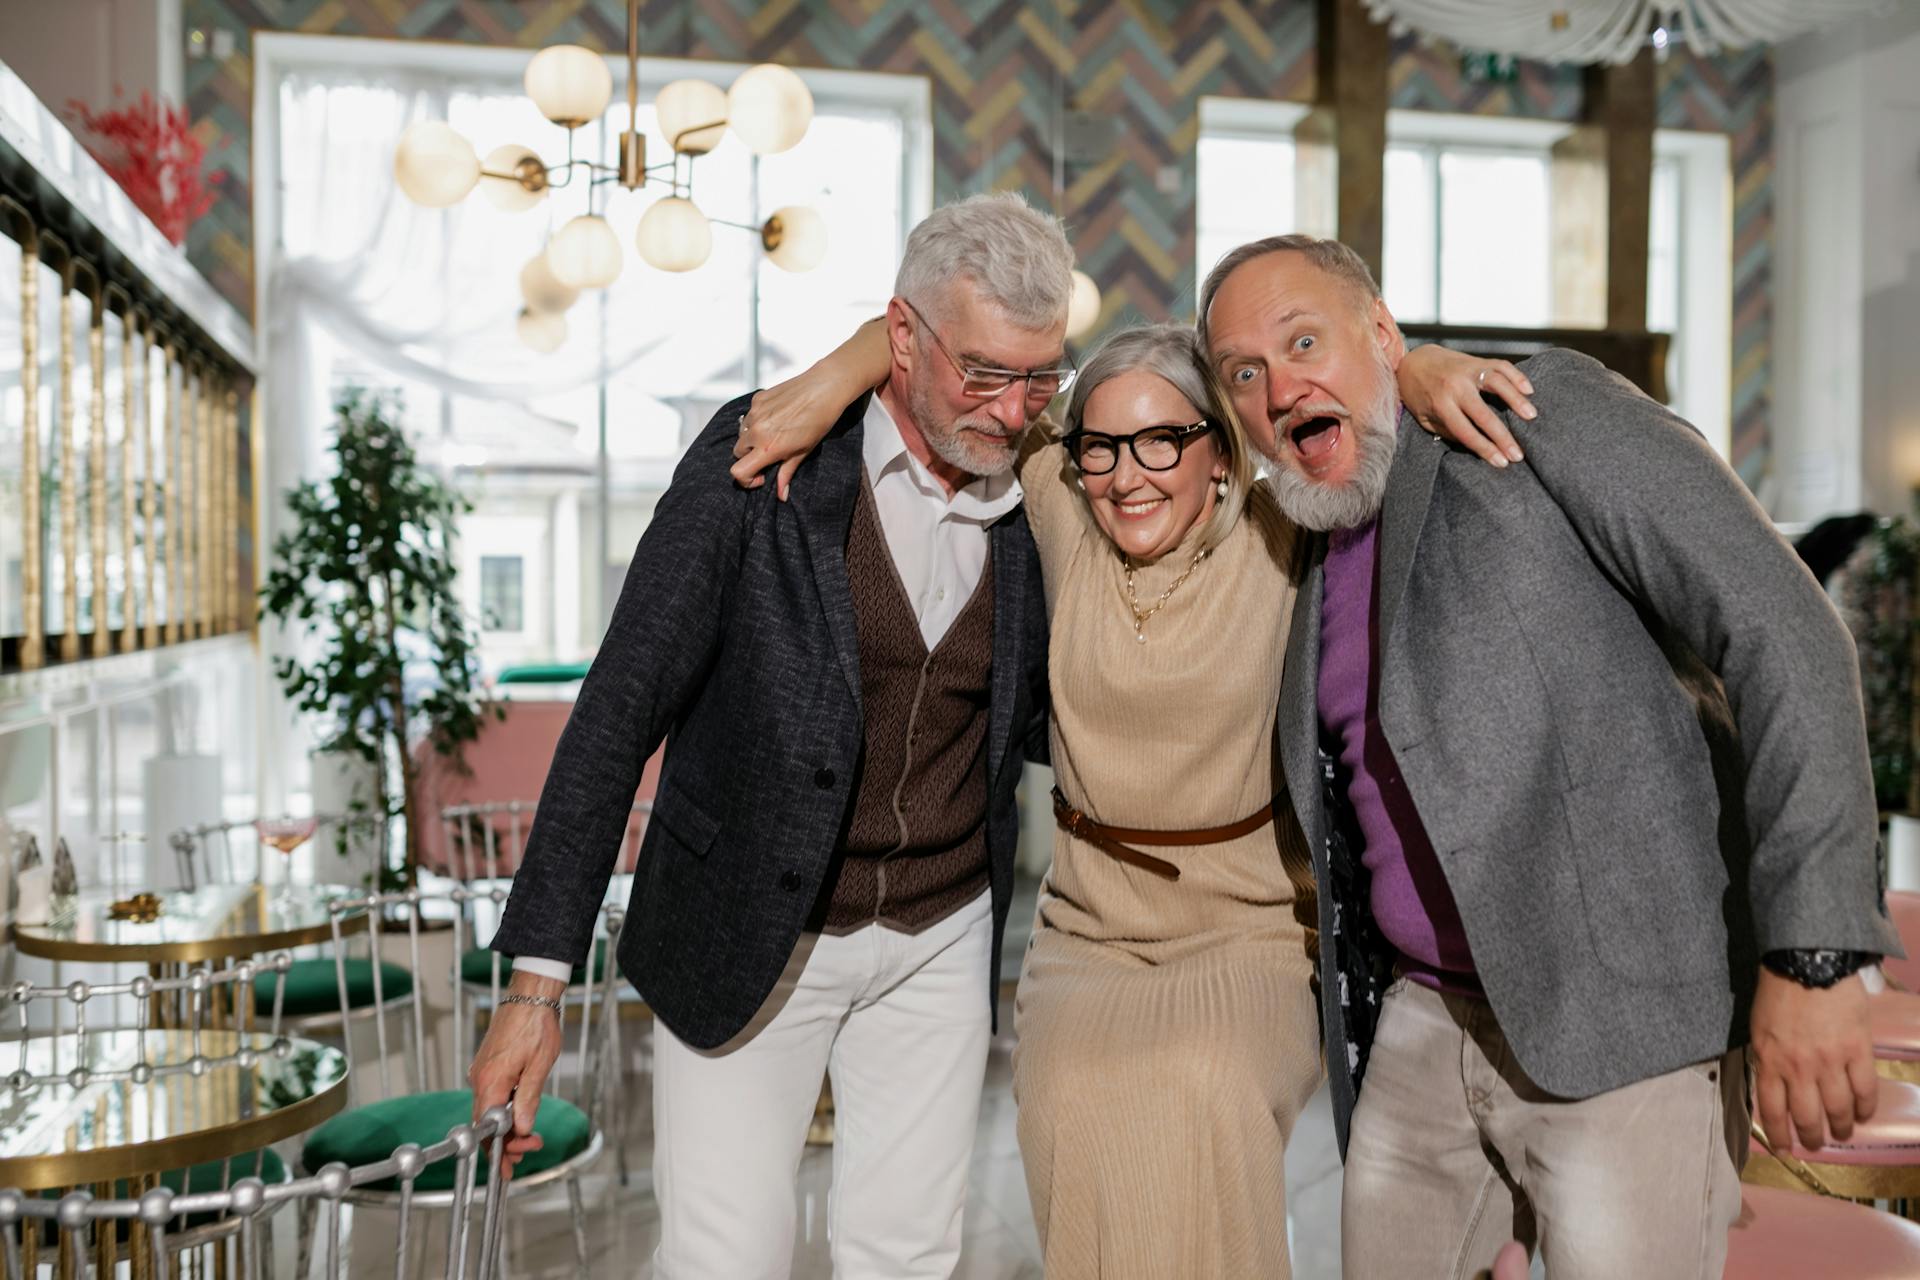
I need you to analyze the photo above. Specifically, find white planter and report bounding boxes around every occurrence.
[143,753,224,890]
[310,747,385,885]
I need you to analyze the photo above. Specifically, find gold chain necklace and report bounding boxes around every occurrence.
[1124,547,1209,643]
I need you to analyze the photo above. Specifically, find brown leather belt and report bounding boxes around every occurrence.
[1051,787,1274,882]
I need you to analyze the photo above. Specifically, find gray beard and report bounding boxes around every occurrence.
[906,366,1018,479]
[1264,391,1399,532]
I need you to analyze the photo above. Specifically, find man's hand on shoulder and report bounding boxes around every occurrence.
[468,970,568,1177]
[1749,965,1878,1152]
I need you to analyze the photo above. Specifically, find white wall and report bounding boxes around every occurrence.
[1774,7,1920,521]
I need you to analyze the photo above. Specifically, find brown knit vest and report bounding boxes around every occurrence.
[822,478,995,933]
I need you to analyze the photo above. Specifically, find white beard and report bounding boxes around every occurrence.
[1263,376,1399,532]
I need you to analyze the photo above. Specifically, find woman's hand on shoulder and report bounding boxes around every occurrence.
[730,317,889,500]
[1396,344,1537,469]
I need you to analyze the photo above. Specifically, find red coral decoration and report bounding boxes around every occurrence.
[66,91,224,247]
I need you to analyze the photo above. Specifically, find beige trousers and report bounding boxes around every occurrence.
[1341,978,1745,1280]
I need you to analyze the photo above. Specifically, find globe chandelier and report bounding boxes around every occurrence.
[391,0,829,352]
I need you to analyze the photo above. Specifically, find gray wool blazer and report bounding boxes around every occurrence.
[490,392,1050,1050]
[1278,348,1902,1155]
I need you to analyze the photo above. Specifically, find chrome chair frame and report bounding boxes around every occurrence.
[441,800,650,1188]
[0,1105,516,1280]
[0,956,295,1273]
[169,811,387,891]
[296,887,617,1279]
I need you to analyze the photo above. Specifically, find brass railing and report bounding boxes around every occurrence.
[0,196,252,673]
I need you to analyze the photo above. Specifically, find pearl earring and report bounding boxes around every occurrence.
[1216,478,1229,498]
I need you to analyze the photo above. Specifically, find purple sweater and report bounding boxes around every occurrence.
[1318,517,1479,991]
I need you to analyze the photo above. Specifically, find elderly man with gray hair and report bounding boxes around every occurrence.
[470,191,1070,1278]
[1200,233,1900,1277]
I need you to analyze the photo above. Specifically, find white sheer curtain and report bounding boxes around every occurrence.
[256,53,917,810]
[265,72,695,485]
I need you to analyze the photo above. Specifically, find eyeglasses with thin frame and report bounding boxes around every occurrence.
[1062,420,1218,475]
[900,297,1078,402]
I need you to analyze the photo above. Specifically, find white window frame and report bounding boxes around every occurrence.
[1195,96,1313,307]
[1654,129,1733,459]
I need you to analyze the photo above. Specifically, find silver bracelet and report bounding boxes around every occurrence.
[500,992,564,1017]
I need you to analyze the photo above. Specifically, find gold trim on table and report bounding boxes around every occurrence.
[11,884,370,964]
[0,1030,349,1191]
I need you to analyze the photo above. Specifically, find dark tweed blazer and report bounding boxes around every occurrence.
[1278,349,1902,1155]
[491,392,1050,1050]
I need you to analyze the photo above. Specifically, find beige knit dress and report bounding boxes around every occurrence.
[1011,439,1324,1278]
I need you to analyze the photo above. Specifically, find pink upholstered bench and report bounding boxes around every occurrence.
[1884,891,1920,993]
[1744,1076,1920,1206]
[1487,1190,1920,1280]
[412,700,662,877]
[1870,987,1920,1083]
[1726,1184,1920,1278]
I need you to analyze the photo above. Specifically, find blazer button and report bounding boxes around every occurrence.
[814,768,835,789]
[780,871,803,891]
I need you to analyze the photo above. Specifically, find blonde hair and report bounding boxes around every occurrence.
[1060,324,1259,554]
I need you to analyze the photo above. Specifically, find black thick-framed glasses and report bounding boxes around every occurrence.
[901,297,1078,401]
[1062,420,1218,475]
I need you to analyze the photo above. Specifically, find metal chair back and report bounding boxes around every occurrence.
[438,800,648,885]
[2,954,292,1081]
[170,811,387,891]
[0,1104,516,1280]
[323,888,621,1112]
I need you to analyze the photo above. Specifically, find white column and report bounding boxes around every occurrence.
[1774,8,1920,521]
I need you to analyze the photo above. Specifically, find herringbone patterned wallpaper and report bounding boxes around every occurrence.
[181,1,1771,480]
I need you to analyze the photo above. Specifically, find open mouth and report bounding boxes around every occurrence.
[1289,416,1343,462]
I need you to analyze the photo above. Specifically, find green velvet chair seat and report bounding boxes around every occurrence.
[459,946,608,988]
[495,663,590,684]
[302,1089,592,1192]
[256,956,415,1017]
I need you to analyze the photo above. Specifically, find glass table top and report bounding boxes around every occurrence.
[11,884,369,963]
[0,1029,349,1190]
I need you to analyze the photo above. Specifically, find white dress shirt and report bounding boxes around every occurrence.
[512,395,1021,984]
[858,393,1022,649]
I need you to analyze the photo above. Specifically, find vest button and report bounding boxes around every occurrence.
[814,768,835,789]
[780,871,803,891]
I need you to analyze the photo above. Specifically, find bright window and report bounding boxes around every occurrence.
[266,46,929,670]
[479,556,524,633]
[1384,142,1552,326]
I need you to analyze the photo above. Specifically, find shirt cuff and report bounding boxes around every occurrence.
[510,956,574,983]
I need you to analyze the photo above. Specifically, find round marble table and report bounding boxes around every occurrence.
[10,884,369,965]
[0,1029,349,1191]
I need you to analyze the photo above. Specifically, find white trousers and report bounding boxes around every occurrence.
[652,890,993,1280]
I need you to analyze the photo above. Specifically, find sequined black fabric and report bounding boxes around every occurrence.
[1320,741,1396,1092]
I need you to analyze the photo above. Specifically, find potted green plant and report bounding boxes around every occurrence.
[260,389,497,888]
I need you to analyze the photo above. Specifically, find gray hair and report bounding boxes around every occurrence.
[1196,234,1381,352]
[895,191,1075,331]
[1062,324,1257,553]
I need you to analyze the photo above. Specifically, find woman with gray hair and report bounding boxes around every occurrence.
[735,314,1527,1276]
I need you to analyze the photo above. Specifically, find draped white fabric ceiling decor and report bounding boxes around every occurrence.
[1363,1,1892,64]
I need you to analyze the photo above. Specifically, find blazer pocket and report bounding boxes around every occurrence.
[1564,766,1730,987]
[652,780,722,862]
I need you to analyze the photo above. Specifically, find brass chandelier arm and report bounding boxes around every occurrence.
[669,120,729,152]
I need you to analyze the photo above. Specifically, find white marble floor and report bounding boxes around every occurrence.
[334,1026,1351,1279]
